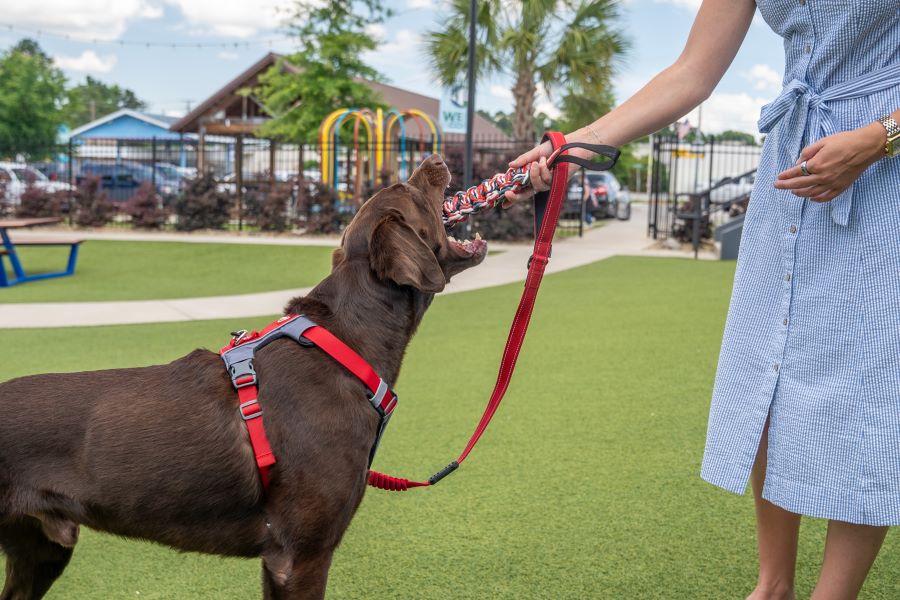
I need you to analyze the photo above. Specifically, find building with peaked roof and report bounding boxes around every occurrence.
[169,52,510,142]
[68,109,184,141]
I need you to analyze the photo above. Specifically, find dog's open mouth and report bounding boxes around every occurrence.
[447,232,488,259]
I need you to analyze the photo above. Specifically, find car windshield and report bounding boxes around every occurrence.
[12,167,47,183]
[156,164,180,179]
[585,174,609,187]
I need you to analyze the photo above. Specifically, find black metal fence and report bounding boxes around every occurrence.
[648,135,762,255]
[2,136,600,239]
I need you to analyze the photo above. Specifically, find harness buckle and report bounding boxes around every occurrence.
[230,329,249,345]
[229,358,257,389]
[239,399,263,421]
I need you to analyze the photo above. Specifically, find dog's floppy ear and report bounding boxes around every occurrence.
[369,208,445,293]
[331,248,345,271]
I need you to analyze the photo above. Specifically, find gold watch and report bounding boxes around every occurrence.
[878,115,900,158]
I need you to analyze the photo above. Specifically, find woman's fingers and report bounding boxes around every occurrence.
[774,173,822,190]
[798,139,826,161]
[502,155,554,207]
[509,140,552,168]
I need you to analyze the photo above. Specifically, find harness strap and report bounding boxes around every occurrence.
[368,131,612,491]
[221,314,397,493]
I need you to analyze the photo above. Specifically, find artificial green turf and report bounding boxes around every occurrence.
[0,241,335,303]
[3,256,900,598]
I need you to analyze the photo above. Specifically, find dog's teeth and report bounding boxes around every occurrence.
[475,232,482,241]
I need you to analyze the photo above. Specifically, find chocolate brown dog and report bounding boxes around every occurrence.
[0,155,487,600]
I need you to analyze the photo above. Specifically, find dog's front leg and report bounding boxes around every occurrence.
[261,549,334,600]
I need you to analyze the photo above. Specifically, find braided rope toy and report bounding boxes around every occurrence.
[442,164,535,227]
[441,142,620,227]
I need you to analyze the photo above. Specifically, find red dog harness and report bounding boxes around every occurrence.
[220,314,397,492]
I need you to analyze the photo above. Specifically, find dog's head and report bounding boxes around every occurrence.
[336,154,487,293]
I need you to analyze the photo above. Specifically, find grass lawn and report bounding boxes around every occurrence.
[0,241,335,303]
[2,256,900,598]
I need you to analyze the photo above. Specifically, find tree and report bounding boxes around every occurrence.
[254,0,390,142]
[713,129,758,146]
[63,76,146,127]
[0,39,66,158]
[426,0,627,144]
[478,109,559,137]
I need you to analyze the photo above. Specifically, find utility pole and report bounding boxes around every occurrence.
[457,0,478,239]
[463,0,477,190]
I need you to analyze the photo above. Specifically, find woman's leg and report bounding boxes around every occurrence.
[809,521,888,600]
[748,421,801,600]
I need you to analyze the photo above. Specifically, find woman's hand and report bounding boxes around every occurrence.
[774,122,887,202]
[502,126,602,207]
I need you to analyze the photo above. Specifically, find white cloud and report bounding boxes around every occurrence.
[0,0,162,41]
[54,50,117,74]
[163,0,283,38]
[489,85,513,100]
[163,108,185,118]
[407,0,433,8]
[682,92,768,137]
[654,0,701,10]
[217,50,239,60]
[362,29,434,94]
[365,23,387,40]
[741,63,782,93]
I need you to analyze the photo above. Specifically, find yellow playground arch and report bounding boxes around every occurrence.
[319,107,442,199]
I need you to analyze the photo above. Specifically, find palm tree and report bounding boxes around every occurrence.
[426,0,627,144]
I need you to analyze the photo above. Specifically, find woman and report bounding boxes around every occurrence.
[504,1,900,598]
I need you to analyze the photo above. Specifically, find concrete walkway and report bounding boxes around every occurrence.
[0,205,713,328]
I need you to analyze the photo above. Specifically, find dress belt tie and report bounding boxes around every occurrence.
[758,63,900,226]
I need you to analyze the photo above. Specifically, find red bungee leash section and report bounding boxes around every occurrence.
[366,132,620,491]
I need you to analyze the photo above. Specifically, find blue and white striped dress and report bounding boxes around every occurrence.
[701,0,900,525]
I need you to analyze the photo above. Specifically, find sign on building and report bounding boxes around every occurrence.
[440,86,467,134]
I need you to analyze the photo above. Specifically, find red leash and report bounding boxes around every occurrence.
[367,131,619,491]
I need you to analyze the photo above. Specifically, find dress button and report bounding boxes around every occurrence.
[789,225,797,234]
[804,45,812,54]
[799,0,806,4]
[785,273,792,282]
[774,363,780,372]
[783,318,789,326]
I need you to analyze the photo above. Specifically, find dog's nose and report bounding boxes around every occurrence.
[427,154,444,167]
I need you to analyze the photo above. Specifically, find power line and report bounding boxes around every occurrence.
[0,23,294,49]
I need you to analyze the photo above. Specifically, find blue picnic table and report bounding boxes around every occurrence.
[0,217,83,287]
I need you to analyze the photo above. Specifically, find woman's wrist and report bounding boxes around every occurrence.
[863,120,888,162]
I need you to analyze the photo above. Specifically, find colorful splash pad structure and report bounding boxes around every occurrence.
[319,108,441,199]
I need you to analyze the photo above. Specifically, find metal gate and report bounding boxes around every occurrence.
[648,135,763,256]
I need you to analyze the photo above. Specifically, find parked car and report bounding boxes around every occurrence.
[77,161,180,201]
[0,162,73,205]
[566,172,631,221]
[154,162,197,184]
[706,173,755,204]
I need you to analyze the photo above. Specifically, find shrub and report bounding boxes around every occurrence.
[466,201,536,241]
[294,180,349,235]
[0,181,11,217]
[244,183,291,232]
[73,176,115,227]
[16,185,64,218]
[124,182,168,229]
[174,173,233,231]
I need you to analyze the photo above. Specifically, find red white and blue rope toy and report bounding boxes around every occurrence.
[442,164,534,226]
[441,143,620,227]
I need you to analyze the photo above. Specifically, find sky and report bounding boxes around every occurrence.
[0,0,787,137]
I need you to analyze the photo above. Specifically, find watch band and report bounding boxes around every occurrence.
[878,115,900,157]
